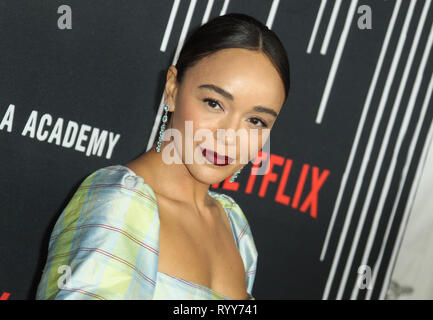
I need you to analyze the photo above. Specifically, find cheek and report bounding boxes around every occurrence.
[171,98,210,147]
[238,130,270,163]
[175,98,218,136]
[176,94,202,121]
[171,100,197,137]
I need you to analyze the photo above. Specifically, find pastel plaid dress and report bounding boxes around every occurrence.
[36,164,258,300]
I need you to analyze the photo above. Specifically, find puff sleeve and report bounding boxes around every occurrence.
[36,166,160,300]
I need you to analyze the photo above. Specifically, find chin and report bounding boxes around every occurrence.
[186,164,231,185]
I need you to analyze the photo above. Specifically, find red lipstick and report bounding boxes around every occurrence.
[200,146,234,166]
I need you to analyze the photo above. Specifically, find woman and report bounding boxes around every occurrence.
[36,13,290,300]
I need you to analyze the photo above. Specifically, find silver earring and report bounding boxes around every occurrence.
[156,104,170,152]
[229,166,243,183]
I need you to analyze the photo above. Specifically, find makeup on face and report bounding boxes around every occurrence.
[199,145,234,166]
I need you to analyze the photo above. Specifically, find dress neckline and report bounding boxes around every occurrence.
[156,270,231,300]
[114,164,240,300]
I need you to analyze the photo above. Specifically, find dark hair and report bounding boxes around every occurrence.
[176,13,290,101]
[157,13,290,148]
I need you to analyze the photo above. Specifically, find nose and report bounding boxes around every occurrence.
[215,118,240,146]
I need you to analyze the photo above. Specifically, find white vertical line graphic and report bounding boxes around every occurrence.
[160,0,181,52]
[307,0,327,54]
[201,0,214,25]
[322,0,416,300]
[378,71,433,300]
[147,0,198,152]
[320,0,402,262]
[266,0,280,29]
[173,0,198,65]
[320,0,342,55]
[220,0,230,16]
[351,0,431,299]
[315,0,358,124]
[366,19,432,299]
[338,0,430,300]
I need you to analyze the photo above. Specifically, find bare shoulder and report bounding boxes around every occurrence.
[207,190,250,224]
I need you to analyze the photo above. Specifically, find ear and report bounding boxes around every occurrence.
[164,65,178,112]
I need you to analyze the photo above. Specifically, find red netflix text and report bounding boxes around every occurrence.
[211,151,330,219]
[0,292,10,300]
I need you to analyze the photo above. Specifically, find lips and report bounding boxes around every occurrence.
[199,145,234,166]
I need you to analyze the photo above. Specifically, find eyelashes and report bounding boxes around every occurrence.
[248,118,268,128]
[202,98,269,128]
[203,98,222,110]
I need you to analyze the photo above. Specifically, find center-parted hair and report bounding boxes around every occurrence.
[158,13,290,147]
[176,13,290,101]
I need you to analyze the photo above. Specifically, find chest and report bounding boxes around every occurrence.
[156,196,248,299]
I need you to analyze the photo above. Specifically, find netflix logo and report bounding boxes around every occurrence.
[0,292,10,300]
[211,151,330,219]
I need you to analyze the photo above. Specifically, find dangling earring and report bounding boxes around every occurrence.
[229,166,243,183]
[156,104,170,152]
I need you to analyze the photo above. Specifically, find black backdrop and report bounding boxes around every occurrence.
[1,0,433,300]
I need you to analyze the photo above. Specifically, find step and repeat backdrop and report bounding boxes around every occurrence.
[1,0,432,300]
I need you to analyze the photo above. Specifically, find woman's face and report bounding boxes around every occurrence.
[164,48,286,185]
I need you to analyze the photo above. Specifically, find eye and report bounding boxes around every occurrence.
[248,117,268,128]
[203,98,223,110]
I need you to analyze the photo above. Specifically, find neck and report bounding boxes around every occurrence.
[126,143,212,211]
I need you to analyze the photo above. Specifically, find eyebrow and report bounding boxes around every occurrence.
[198,84,278,118]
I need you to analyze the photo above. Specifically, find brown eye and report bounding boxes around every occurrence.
[203,98,223,110]
[249,117,268,128]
